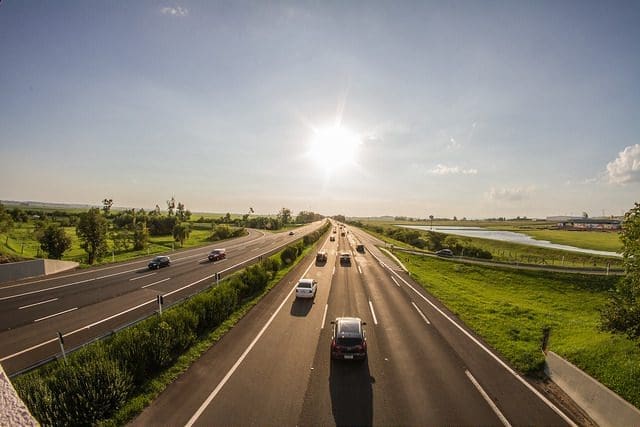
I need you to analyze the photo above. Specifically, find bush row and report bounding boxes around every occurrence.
[13,222,329,426]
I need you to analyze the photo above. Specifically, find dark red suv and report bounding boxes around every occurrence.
[331,317,367,361]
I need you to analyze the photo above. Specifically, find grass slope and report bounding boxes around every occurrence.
[401,253,640,408]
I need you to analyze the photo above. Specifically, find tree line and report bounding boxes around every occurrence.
[0,201,325,265]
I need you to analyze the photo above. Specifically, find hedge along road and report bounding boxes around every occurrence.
[131,224,576,426]
[0,222,325,376]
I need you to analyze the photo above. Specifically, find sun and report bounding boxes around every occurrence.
[308,125,362,173]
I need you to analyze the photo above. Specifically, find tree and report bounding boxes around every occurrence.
[0,202,13,234]
[38,224,72,259]
[76,208,109,264]
[173,223,190,247]
[133,223,149,250]
[601,202,640,339]
[278,207,292,225]
[167,196,176,216]
[102,198,114,214]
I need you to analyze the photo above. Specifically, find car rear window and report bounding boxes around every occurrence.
[297,282,312,288]
[336,337,362,346]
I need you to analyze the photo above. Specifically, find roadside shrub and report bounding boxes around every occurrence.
[281,245,298,265]
[15,345,131,426]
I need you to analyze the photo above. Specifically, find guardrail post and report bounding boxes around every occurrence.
[57,331,67,361]
[157,294,164,315]
[541,326,551,353]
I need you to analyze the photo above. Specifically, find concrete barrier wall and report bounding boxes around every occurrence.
[545,350,640,427]
[0,259,78,284]
[43,259,79,275]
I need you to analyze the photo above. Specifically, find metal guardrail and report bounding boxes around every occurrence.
[7,232,316,378]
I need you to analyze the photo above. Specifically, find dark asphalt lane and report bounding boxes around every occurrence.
[0,223,324,375]
[132,224,576,426]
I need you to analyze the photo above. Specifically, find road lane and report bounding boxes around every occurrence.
[129,222,575,426]
[0,223,325,375]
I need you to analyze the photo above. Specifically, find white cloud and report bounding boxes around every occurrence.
[161,6,188,17]
[447,137,461,150]
[485,186,535,202]
[606,144,640,184]
[430,164,478,175]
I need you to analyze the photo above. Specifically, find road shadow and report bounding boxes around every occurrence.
[290,298,314,317]
[329,357,374,426]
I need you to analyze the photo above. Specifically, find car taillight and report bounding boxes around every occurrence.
[331,340,336,349]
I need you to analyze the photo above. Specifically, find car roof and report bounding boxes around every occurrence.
[340,252,350,256]
[298,278,315,284]
[335,317,363,337]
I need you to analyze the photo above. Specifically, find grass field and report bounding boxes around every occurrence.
[0,225,227,266]
[400,252,640,408]
[515,229,622,252]
[360,223,624,270]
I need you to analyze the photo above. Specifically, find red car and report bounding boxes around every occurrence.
[208,249,226,261]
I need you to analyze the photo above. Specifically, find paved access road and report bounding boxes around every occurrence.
[0,223,323,376]
[132,224,576,426]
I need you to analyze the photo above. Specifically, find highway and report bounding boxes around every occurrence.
[0,223,323,376]
[131,225,576,426]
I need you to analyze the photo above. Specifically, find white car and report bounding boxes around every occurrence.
[295,278,317,299]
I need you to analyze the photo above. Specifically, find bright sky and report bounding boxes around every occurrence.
[1,1,639,218]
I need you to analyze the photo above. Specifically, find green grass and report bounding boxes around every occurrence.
[515,229,622,252]
[0,224,234,266]
[358,223,623,270]
[400,252,640,408]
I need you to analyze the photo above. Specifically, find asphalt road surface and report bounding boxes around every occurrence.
[0,223,323,376]
[131,224,576,426]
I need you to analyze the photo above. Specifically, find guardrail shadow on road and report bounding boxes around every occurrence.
[329,358,373,426]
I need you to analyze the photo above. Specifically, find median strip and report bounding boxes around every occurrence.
[185,261,315,427]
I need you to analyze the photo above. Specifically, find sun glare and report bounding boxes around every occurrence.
[308,126,361,172]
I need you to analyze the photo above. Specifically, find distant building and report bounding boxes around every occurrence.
[550,217,622,230]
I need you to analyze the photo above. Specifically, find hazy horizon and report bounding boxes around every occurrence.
[1,1,639,218]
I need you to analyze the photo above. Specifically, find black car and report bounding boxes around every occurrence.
[339,252,351,265]
[356,244,365,253]
[331,317,367,360]
[148,255,171,269]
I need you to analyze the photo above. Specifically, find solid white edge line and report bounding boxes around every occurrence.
[185,260,315,427]
[34,307,78,323]
[130,272,156,281]
[368,300,378,325]
[411,301,431,325]
[141,277,171,289]
[371,251,577,427]
[321,304,328,329]
[18,298,58,310]
[466,370,512,427]
[332,266,335,276]
[391,276,400,287]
